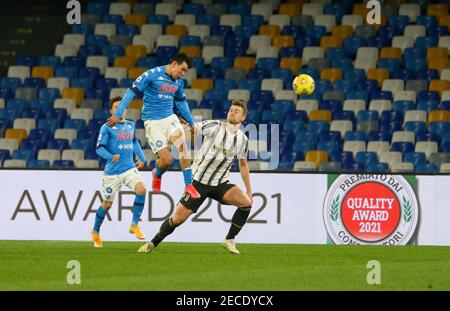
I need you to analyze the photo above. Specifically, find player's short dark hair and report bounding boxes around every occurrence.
[170,53,192,68]
[109,96,122,109]
[231,99,248,116]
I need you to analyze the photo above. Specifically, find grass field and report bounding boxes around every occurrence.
[0,241,449,291]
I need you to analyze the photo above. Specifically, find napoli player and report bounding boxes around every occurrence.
[92,97,147,248]
[107,53,200,199]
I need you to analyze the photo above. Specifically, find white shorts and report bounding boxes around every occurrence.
[144,114,183,154]
[101,168,144,202]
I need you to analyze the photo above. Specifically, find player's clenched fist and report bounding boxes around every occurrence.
[112,154,120,163]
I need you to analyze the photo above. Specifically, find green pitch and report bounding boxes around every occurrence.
[0,241,449,290]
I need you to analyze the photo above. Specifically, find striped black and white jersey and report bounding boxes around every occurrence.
[192,120,249,186]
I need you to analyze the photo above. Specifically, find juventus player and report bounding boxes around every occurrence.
[138,100,252,254]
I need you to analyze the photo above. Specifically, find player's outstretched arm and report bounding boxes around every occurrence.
[132,135,146,169]
[96,125,116,161]
[238,158,253,203]
[175,100,195,125]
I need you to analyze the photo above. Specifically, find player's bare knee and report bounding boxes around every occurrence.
[102,201,113,210]
[135,183,146,195]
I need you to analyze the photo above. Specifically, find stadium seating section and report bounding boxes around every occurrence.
[1,0,450,173]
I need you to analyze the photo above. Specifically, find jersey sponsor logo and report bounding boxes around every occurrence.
[117,131,133,141]
[159,83,178,93]
[323,174,419,246]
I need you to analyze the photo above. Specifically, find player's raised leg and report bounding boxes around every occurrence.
[137,202,193,253]
[169,127,200,198]
[129,181,147,240]
[92,200,112,248]
[152,147,172,193]
[220,186,253,254]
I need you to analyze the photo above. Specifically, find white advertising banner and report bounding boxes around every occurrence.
[0,170,449,246]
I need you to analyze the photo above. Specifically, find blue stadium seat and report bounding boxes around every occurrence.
[343,37,364,56]
[320,100,342,113]
[180,36,202,47]
[392,101,415,115]
[71,138,94,153]
[0,108,20,120]
[118,24,139,37]
[156,47,178,64]
[137,56,158,69]
[16,56,38,67]
[428,26,449,37]
[0,88,13,100]
[355,151,378,169]
[234,25,257,38]
[200,99,221,110]
[417,100,439,113]
[86,35,108,48]
[358,110,379,122]
[119,78,134,88]
[187,100,198,110]
[29,128,51,142]
[417,15,438,31]
[332,58,353,72]
[417,132,440,143]
[40,56,61,68]
[71,78,94,90]
[281,26,302,37]
[204,89,226,101]
[272,100,294,117]
[256,58,279,71]
[392,69,416,82]
[6,99,29,112]
[368,131,391,142]
[229,3,250,17]
[12,149,34,163]
[403,47,426,62]
[405,58,427,71]
[370,91,393,101]
[96,78,118,91]
[87,2,108,16]
[88,119,104,132]
[24,78,46,89]
[357,80,378,93]
[197,15,219,28]
[344,131,366,142]
[72,24,93,35]
[93,108,109,120]
[102,14,124,27]
[367,162,389,172]
[243,15,263,30]
[52,160,75,169]
[78,129,98,140]
[28,159,50,169]
[183,3,205,16]
[416,69,439,82]
[248,68,270,80]
[346,91,369,102]
[378,59,401,75]
[326,48,346,61]
[388,15,410,34]
[211,25,232,37]
[47,139,69,152]
[305,25,327,42]
[318,130,341,143]
[415,36,438,51]
[307,121,329,135]
[200,67,224,80]
[78,44,102,59]
[20,138,42,154]
[379,26,396,41]
[38,88,60,103]
[333,111,355,123]
[21,108,44,121]
[64,119,86,132]
[366,36,390,49]
[215,79,236,93]
[391,142,414,155]
[404,152,427,169]
[37,119,59,136]
[429,122,450,140]
[102,45,125,65]
[250,90,274,107]
[415,162,439,174]
[404,121,427,135]
[79,67,100,80]
[0,119,12,135]
[345,69,366,83]
[63,56,86,68]
[1,77,22,89]
[55,67,78,79]
[239,79,260,92]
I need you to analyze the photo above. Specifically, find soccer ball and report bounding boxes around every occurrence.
[292,74,315,96]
